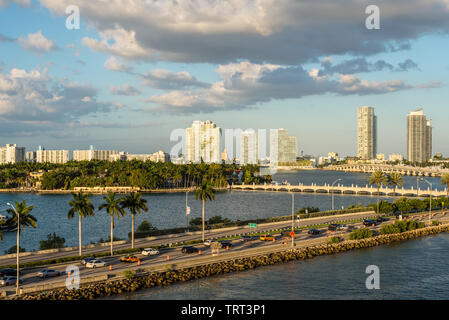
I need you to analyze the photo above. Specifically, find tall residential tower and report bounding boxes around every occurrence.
[407,109,432,163]
[185,120,221,163]
[270,128,297,167]
[357,106,377,160]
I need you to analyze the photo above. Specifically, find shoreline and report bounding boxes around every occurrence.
[0,187,229,195]
[10,223,449,300]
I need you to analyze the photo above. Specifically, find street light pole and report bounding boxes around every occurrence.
[331,179,342,211]
[291,191,294,247]
[6,202,19,295]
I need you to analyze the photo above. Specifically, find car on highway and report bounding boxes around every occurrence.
[0,276,22,286]
[80,257,96,265]
[85,259,107,268]
[281,230,299,237]
[376,217,389,223]
[339,224,350,231]
[37,269,63,278]
[0,268,20,277]
[259,234,275,241]
[203,240,213,246]
[219,240,233,248]
[141,248,160,256]
[241,235,257,242]
[327,224,340,231]
[308,228,321,235]
[181,246,199,254]
[363,219,379,226]
[120,255,142,263]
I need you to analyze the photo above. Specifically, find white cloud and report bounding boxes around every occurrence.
[39,0,449,64]
[18,31,56,53]
[147,61,437,114]
[110,84,141,96]
[83,27,148,60]
[104,56,132,72]
[141,69,209,89]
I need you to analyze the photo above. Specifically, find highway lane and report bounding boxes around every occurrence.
[0,211,377,267]
[4,212,447,293]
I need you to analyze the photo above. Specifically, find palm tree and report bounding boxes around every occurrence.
[387,172,404,195]
[195,179,216,242]
[99,192,126,256]
[369,170,388,216]
[6,200,36,294]
[120,192,148,248]
[68,192,95,256]
[6,200,37,231]
[441,173,449,197]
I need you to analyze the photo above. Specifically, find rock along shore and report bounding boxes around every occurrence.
[12,223,449,300]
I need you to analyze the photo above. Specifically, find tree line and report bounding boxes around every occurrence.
[0,160,272,189]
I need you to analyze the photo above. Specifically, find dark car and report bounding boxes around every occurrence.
[241,235,257,242]
[182,246,199,254]
[281,230,299,237]
[80,257,96,265]
[328,224,339,231]
[308,228,320,235]
[376,217,388,223]
[219,241,233,248]
[0,268,20,277]
[363,219,378,226]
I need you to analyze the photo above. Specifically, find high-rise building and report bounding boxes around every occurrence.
[270,128,297,166]
[0,144,25,164]
[35,146,69,164]
[240,130,258,165]
[73,146,118,161]
[113,150,170,162]
[357,106,377,160]
[407,109,432,163]
[185,120,221,163]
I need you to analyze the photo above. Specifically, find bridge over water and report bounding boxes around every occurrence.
[232,183,448,198]
[324,164,448,177]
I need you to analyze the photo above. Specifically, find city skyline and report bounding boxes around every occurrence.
[0,2,448,157]
[1,106,444,162]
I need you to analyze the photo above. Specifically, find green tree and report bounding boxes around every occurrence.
[137,220,157,233]
[120,192,148,248]
[195,179,216,242]
[67,192,95,256]
[40,233,66,250]
[6,200,37,232]
[387,172,404,194]
[369,170,388,216]
[441,173,449,197]
[99,192,126,256]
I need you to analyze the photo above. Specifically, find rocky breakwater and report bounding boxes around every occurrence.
[12,223,449,300]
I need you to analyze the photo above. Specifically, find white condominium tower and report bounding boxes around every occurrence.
[36,146,70,164]
[73,146,118,161]
[407,109,432,163]
[270,128,297,167]
[0,144,25,164]
[185,120,221,163]
[240,130,258,165]
[357,106,377,160]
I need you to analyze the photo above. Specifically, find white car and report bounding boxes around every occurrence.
[203,240,213,246]
[141,248,160,256]
[85,259,107,268]
[37,269,63,278]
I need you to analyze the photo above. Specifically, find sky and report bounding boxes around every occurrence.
[0,0,448,158]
